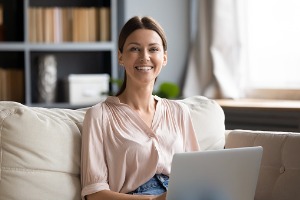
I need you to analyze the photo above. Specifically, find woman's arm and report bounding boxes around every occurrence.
[87,190,167,200]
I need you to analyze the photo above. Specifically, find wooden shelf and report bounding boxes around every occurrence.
[215,99,300,132]
[28,42,115,51]
[0,43,26,51]
[216,99,300,111]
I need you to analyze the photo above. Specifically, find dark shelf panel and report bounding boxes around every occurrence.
[0,0,24,42]
[0,51,24,68]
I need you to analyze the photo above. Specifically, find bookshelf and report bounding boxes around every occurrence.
[0,0,118,108]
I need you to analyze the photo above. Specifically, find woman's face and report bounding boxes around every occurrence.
[118,29,167,87]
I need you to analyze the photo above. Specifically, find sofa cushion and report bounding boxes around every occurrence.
[180,96,226,150]
[225,130,300,200]
[0,101,85,200]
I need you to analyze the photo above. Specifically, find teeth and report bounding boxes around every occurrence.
[135,66,153,71]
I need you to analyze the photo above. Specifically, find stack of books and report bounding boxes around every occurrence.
[28,6,110,43]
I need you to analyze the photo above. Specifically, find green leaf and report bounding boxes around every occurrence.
[155,82,180,99]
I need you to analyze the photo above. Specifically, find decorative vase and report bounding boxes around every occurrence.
[38,54,57,103]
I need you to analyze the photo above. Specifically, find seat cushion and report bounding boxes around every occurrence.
[0,101,86,200]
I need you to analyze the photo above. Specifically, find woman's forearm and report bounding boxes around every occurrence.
[87,190,167,200]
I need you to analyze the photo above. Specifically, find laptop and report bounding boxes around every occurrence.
[166,146,263,200]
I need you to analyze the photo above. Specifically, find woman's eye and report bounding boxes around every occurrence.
[150,48,159,52]
[130,47,140,51]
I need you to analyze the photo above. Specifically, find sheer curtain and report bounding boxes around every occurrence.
[183,0,246,99]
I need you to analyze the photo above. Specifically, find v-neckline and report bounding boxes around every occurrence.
[108,95,161,131]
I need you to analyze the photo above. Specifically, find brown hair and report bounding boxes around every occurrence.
[115,16,167,96]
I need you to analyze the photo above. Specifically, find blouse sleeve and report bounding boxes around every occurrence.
[180,103,201,152]
[81,105,110,199]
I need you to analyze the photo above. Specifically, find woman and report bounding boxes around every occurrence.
[81,16,200,200]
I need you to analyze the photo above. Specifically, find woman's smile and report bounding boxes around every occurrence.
[135,66,154,71]
[119,28,167,84]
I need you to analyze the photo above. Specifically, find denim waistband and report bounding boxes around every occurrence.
[128,174,169,195]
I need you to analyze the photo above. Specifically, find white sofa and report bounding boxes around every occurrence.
[0,96,299,200]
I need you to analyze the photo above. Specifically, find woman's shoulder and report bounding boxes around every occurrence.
[85,96,115,116]
[157,96,189,112]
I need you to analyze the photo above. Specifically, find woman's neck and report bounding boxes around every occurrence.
[118,87,157,128]
[118,89,155,111]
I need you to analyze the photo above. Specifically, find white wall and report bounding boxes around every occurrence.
[118,0,190,90]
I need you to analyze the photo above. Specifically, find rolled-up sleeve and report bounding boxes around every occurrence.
[81,107,110,200]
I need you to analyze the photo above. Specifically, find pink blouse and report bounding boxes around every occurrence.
[81,96,200,199]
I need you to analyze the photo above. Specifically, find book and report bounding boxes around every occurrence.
[36,7,44,42]
[53,7,62,43]
[0,68,5,100]
[44,7,54,43]
[99,6,110,41]
[79,8,89,42]
[0,4,4,41]
[29,8,37,42]
[61,8,72,42]
[10,68,24,102]
[72,8,80,42]
[88,7,97,42]
[0,68,24,102]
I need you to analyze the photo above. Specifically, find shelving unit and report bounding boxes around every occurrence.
[0,0,118,108]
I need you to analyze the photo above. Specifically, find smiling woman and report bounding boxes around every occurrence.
[80,16,200,200]
[116,16,168,97]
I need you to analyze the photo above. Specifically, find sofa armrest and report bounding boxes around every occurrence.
[225,130,300,200]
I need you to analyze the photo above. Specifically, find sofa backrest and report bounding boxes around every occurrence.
[225,130,300,200]
[0,96,225,199]
[179,95,225,150]
[0,101,86,200]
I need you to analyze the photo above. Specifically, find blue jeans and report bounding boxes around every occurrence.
[127,174,169,195]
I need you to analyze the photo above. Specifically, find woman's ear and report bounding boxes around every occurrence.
[118,50,123,66]
[163,51,168,66]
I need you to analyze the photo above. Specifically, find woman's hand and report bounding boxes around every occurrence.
[88,190,167,200]
[152,192,167,200]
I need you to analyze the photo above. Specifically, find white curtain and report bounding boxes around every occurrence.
[183,0,246,99]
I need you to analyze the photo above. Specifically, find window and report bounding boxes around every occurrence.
[244,0,300,99]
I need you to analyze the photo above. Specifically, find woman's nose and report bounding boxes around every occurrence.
[140,50,150,62]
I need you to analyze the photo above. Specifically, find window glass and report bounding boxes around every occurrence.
[246,0,300,89]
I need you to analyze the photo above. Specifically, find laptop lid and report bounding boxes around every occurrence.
[166,146,263,200]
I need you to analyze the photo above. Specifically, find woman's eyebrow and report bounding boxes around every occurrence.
[128,42,140,45]
[127,42,160,46]
[149,43,160,46]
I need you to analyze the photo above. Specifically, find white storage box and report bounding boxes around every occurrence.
[67,74,110,105]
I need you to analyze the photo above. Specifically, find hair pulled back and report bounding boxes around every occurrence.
[116,16,167,96]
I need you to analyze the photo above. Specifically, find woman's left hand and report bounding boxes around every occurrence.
[152,192,167,200]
